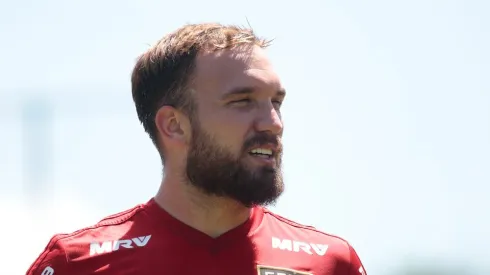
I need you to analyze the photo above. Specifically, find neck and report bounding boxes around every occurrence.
[153,169,251,238]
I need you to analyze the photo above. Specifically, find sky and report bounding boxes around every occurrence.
[0,0,489,274]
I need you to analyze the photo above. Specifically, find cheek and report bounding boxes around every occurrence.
[216,123,247,151]
[197,106,255,149]
[210,119,250,152]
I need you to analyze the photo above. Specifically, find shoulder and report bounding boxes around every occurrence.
[26,203,147,275]
[261,208,368,275]
[262,208,351,247]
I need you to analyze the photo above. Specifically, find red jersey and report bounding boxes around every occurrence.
[27,198,367,275]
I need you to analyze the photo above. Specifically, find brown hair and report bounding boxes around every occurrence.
[131,23,271,152]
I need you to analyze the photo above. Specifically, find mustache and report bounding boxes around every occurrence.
[243,132,282,151]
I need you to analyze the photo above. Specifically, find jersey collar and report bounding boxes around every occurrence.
[143,198,264,249]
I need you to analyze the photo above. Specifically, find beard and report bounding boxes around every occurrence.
[185,122,284,208]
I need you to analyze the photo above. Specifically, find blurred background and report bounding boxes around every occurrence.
[1,0,489,274]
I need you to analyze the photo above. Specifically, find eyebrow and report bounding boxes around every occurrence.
[221,86,286,100]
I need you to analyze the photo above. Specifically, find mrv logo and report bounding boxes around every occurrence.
[272,237,328,256]
[257,265,312,275]
[90,235,152,256]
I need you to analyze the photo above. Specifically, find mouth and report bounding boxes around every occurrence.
[247,144,278,166]
[249,148,274,159]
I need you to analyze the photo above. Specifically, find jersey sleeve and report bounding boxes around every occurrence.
[26,235,69,275]
[348,244,367,275]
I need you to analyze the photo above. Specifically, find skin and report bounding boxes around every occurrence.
[153,45,285,237]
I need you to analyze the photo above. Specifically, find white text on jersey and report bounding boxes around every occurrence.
[271,237,328,256]
[89,235,152,256]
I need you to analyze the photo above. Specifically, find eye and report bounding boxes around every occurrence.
[229,98,251,106]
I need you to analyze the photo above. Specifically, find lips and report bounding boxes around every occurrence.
[243,133,281,162]
[249,148,273,157]
[248,141,278,157]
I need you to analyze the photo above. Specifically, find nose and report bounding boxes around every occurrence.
[255,103,283,135]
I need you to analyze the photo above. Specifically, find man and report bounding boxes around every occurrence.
[27,23,367,275]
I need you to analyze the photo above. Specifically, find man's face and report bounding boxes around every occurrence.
[185,46,285,207]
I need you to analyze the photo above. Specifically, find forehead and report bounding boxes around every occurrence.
[193,46,282,96]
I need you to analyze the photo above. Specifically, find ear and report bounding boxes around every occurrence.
[154,106,191,146]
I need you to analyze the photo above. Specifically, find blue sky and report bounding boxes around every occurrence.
[1,0,489,274]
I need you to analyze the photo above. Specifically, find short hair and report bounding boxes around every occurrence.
[131,23,272,154]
